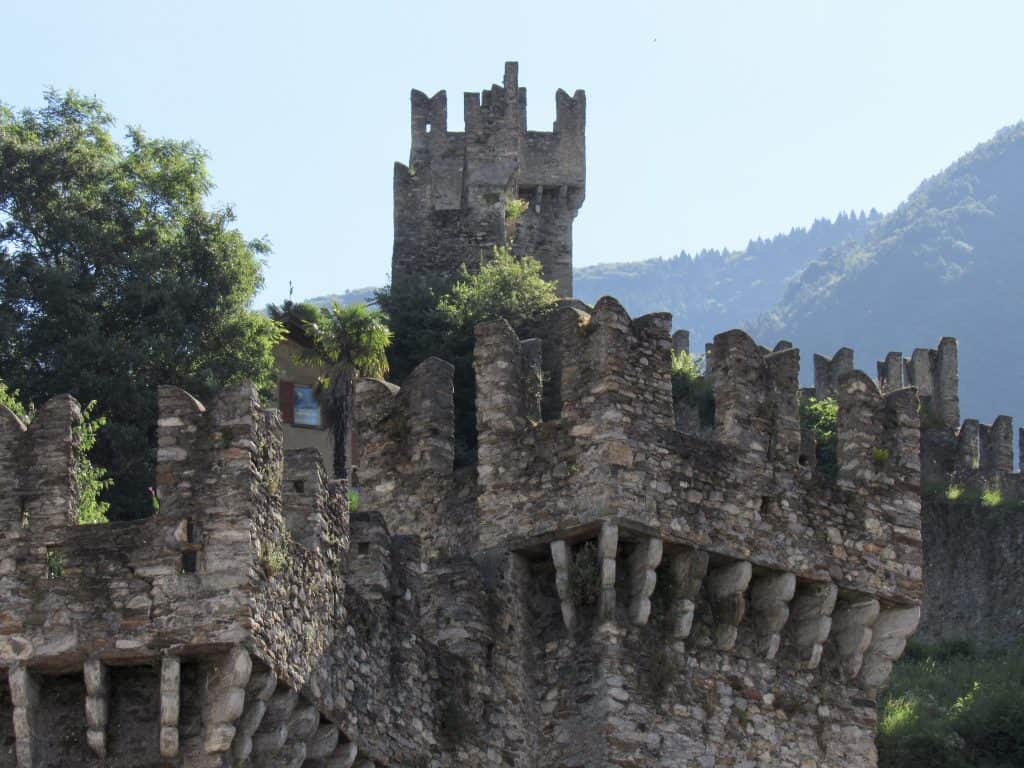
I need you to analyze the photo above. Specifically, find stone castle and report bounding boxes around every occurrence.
[0,62,1020,767]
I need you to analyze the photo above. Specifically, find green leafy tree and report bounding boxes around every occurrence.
[301,303,392,477]
[0,90,281,517]
[0,380,33,423]
[74,401,113,524]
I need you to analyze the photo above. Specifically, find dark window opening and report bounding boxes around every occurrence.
[294,479,305,493]
[181,517,199,574]
[357,542,370,556]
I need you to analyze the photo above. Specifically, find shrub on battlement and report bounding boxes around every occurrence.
[670,350,715,428]
[800,395,838,481]
[438,246,559,331]
[74,401,113,524]
[0,381,33,423]
[925,482,1022,511]
[0,379,110,524]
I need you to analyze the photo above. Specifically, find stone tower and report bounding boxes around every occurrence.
[392,62,585,296]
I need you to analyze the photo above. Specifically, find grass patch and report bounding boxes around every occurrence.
[936,484,1018,510]
[878,640,1024,768]
[980,488,1003,508]
[259,540,289,577]
[872,446,891,468]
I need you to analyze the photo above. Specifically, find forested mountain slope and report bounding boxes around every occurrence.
[574,210,880,353]
[755,123,1024,424]
[312,213,880,341]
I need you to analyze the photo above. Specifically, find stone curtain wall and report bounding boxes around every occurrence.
[0,305,937,766]
[920,496,1024,647]
[921,421,1024,651]
[352,296,925,767]
[463,301,922,602]
[814,339,1024,647]
[392,62,585,296]
[0,384,437,767]
[0,309,943,766]
[869,344,1024,647]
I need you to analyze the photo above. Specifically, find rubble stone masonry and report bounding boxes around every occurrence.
[4,61,1017,767]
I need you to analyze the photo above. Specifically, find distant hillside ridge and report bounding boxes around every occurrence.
[573,209,881,353]
[755,122,1024,426]
[305,286,379,309]
[307,211,879,334]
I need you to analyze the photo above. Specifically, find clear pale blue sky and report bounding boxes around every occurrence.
[7,1,1024,308]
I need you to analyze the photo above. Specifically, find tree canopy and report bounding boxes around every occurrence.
[0,90,281,517]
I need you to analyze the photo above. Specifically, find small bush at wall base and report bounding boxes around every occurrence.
[877,641,1024,768]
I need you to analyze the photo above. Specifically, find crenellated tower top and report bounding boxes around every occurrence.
[393,62,585,296]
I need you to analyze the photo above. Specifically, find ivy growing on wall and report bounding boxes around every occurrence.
[0,379,110,524]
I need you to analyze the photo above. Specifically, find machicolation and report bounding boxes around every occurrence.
[1,61,1021,768]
